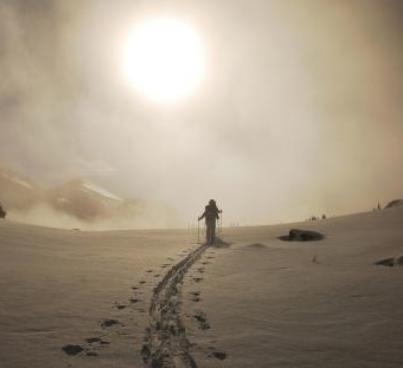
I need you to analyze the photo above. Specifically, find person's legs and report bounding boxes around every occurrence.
[205,221,211,244]
[206,220,215,244]
[210,221,216,244]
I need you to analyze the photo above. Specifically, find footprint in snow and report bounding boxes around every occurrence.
[115,304,127,310]
[193,312,210,330]
[62,344,84,356]
[85,337,110,345]
[101,319,120,328]
[209,351,227,360]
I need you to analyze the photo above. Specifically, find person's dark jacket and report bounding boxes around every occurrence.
[199,204,220,222]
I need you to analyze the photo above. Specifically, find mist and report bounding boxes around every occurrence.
[1,0,402,227]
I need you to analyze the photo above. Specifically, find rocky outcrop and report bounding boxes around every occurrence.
[279,229,324,242]
[384,199,403,209]
[375,254,403,267]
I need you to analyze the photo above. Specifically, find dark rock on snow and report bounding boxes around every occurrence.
[385,199,403,209]
[279,229,324,242]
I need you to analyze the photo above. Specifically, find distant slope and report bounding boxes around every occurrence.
[0,166,179,229]
[0,167,43,210]
[48,179,123,221]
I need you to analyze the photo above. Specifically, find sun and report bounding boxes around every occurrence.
[123,18,205,103]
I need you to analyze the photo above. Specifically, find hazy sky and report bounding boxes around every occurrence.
[1,0,402,225]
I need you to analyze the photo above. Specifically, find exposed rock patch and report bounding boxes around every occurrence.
[385,199,403,209]
[278,229,324,242]
[375,258,395,267]
[375,255,403,267]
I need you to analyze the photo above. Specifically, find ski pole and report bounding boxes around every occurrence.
[219,210,223,237]
[197,219,200,244]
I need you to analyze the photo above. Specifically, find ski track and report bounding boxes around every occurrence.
[141,243,209,368]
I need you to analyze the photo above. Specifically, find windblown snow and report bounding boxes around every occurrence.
[81,182,122,201]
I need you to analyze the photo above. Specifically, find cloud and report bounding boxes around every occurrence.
[1,0,402,226]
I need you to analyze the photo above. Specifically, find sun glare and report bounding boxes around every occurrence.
[123,18,205,103]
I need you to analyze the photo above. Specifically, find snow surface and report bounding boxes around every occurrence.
[0,207,402,367]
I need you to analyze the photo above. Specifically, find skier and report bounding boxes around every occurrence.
[198,199,222,245]
[0,202,6,219]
